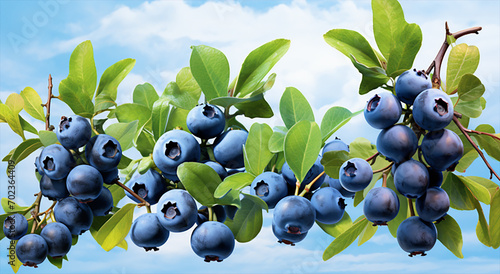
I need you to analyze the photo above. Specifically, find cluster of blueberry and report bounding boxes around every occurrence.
[363,68,463,256]
[4,116,119,267]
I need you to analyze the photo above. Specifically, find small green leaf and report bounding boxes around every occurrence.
[136,129,156,157]
[0,102,25,139]
[96,58,136,100]
[323,218,368,260]
[242,193,268,212]
[234,39,290,97]
[458,176,492,205]
[234,95,273,119]
[38,130,58,146]
[108,184,125,207]
[372,0,406,60]
[67,40,97,98]
[95,203,136,251]
[224,196,263,243]
[9,138,43,165]
[176,67,201,105]
[348,55,389,95]
[324,29,380,68]
[137,156,154,175]
[162,81,198,110]
[284,120,322,183]
[441,172,476,210]
[178,162,221,207]
[244,123,274,176]
[1,198,29,213]
[151,98,171,141]
[316,212,352,238]
[59,77,94,118]
[133,83,159,110]
[214,172,256,199]
[386,23,422,77]
[19,116,38,135]
[190,45,230,100]
[446,44,480,94]
[475,199,491,247]
[20,87,45,121]
[473,124,500,162]
[115,103,151,130]
[209,94,262,109]
[320,107,357,143]
[358,220,377,246]
[436,215,464,258]
[268,126,287,153]
[279,87,315,129]
[321,150,350,179]
[489,190,500,249]
[457,74,485,101]
[104,120,138,151]
[453,96,483,118]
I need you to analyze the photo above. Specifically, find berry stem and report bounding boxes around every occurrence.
[30,192,43,234]
[208,207,213,222]
[146,205,152,214]
[373,162,394,174]
[408,198,415,217]
[294,179,301,196]
[452,115,500,181]
[298,171,325,197]
[44,75,54,131]
[426,22,482,89]
[382,172,388,188]
[115,180,151,207]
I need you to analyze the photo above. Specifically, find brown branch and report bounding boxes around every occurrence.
[453,115,500,181]
[382,172,388,188]
[373,162,394,174]
[44,75,54,131]
[426,22,482,89]
[115,180,151,207]
[365,152,379,165]
[408,198,415,217]
[30,192,42,233]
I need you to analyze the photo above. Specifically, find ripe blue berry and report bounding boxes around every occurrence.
[363,187,400,225]
[186,103,226,139]
[272,222,308,246]
[56,115,91,150]
[416,187,450,222]
[15,234,48,267]
[66,165,103,202]
[394,159,429,198]
[364,92,402,129]
[397,216,437,256]
[54,197,93,235]
[39,175,69,201]
[191,221,235,262]
[413,88,454,131]
[250,172,288,209]
[153,130,201,175]
[273,196,316,235]
[130,213,169,251]
[39,144,75,180]
[213,129,248,169]
[40,222,72,258]
[322,138,349,155]
[204,161,228,180]
[156,189,198,232]
[421,129,464,171]
[327,176,355,198]
[395,69,432,105]
[85,134,122,172]
[126,169,167,205]
[339,158,373,192]
[88,186,114,216]
[3,213,28,240]
[100,168,119,184]
[376,125,418,163]
[311,187,346,224]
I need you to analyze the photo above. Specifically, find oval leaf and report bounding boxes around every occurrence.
[457,74,485,101]
[279,87,314,129]
[190,45,229,100]
[244,123,274,176]
[96,58,136,100]
[38,130,58,146]
[323,218,368,260]
[178,162,222,207]
[20,87,45,121]
[324,29,380,68]
[320,106,355,143]
[133,83,158,110]
[490,190,500,249]
[436,214,464,258]
[316,212,352,238]
[224,196,263,243]
[95,203,136,251]
[446,44,480,94]
[214,172,256,199]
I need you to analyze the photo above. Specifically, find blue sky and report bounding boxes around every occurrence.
[1,0,499,273]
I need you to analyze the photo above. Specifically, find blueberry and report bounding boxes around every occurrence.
[56,115,92,150]
[3,213,28,240]
[88,186,114,216]
[130,213,169,251]
[186,103,226,139]
[100,168,119,184]
[322,138,349,156]
[413,88,454,131]
[126,169,167,205]
[326,176,355,198]
[421,129,464,171]
[40,222,72,258]
[153,130,201,175]
[54,197,93,235]
[156,189,198,232]
[85,134,122,172]
[282,156,326,192]
[338,158,373,192]
[272,221,308,246]
[363,187,400,225]
[364,92,402,129]
[213,129,248,169]
[35,156,44,176]
[250,172,288,209]
[376,125,418,163]
[427,167,443,188]
[397,216,437,256]
[416,187,450,222]
[204,161,228,180]
[39,175,69,201]
[394,159,429,198]
[190,221,235,262]
[395,69,432,105]
[66,165,103,202]
[311,187,346,224]
[39,144,75,180]
[15,234,48,267]
[196,205,226,225]
[273,196,316,235]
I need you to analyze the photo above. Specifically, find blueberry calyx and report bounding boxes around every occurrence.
[204,255,222,262]
[343,161,357,177]
[254,181,269,197]
[434,98,448,116]
[102,140,119,158]
[43,157,55,171]
[162,202,180,219]
[165,141,181,160]
[286,226,301,235]
[132,183,148,198]
[202,105,216,118]
[367,94,381,112]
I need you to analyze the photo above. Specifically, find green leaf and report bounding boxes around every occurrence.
[165,107,190,133]
[190,45,230,100]
[249,73,276,97]
[323,218,368,260]
[176,67,201,105]
[372,0,405,60]
[47,255,65,269]
[386,23,422,77]
[234,95,274,119]
[95,203,136,251]
[209,94,262,109]
[137,156,154,175]
[104,120,138,151]
[59,77,94,118]
[178,162,221,207]
[1,198,29,213]
[455,147,479,173]
[0,102,25,139]
[108,184,125,207]
[358,220,377,246]
[441,172,476,210]
[244,123,274,176]
[95,58,136,100]
[458,176,492,205]
[224,196,263,243]
[490,190,500,249]
[387,179,408,238]
[242,193,268,212]
[446,44,480,94]
[19,116,38,135]
[349,55,389,94]
[67,40,97,98]
[475,199,491,247]
[94,94,117,113]
[321,150,350,179]
[10,240,22,273]
[162,81,198,110]
[234,39,290,97]
[320,107,357,143]
[5,93,24,114]
[9,138,43,165]
[316,212,352,238]
[38,130,58,146]
[284,120,321,183]
[268,126,287,153]
[453,96,483,118]
[20,87,45,121]
[324,29,380,68]
[473,124,500,162]
[279,87,315,129]
[214,172,256,199]
[436,214,464,258]
[151,98,171,141]
[457,74,485,101]
[115,103,151,130]
[133,83,159,110]
[136,129,156,157]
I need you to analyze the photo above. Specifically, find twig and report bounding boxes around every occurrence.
[115,180,151,207]
[298,171,325,197]
[365,152,379,165]
[408,198,415,217]
[453,115,500,181]
[44,75,54,131]
[30,192,42,233]
[426,22,482,89]
[373,162,394,174]
[382,172,388,188]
